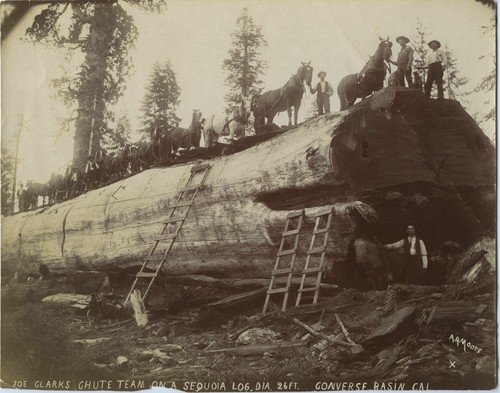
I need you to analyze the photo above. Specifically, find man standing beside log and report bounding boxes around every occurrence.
[384,224,428,284]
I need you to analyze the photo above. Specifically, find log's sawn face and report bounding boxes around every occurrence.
[2,88,495,280]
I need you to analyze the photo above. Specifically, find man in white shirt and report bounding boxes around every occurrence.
[311,71,334,115]
[384,224,428,284]
[85,155,99,189]
[416,40,448,99]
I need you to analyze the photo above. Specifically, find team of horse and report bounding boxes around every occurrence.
[18,38,422,291]
[19,39,399,213]
[18,109,207,211]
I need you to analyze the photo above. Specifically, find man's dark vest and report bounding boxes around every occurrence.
[403,237,422,258]
[316,81,332,94]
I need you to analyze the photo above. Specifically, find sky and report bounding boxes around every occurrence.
[1,0,496,184]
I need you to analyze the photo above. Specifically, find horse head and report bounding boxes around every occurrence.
[250,94,260,113]
[299,61,313,87]
[377,36,393,61]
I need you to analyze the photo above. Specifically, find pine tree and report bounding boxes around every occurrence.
[443,46,469,105]
[474,16,495,124]
[102,112,132,149]
[140,61,181,138]
[412,19,429,91]
[1,148,14,216]
[25,1,166,169]
[223,8,267,111]
[304,99,318,121]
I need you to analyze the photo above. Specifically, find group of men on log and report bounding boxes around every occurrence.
[18,33,449,213]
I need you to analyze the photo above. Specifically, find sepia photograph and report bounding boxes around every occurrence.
[0,0,496,391]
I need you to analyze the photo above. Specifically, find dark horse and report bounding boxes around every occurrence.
[337,37,393,110]
[103,144,131,183]
[160,110,203,160]
[132,141,154,171]
[26,181,50,209]
[49,171,70,203]
[252,62,313,133]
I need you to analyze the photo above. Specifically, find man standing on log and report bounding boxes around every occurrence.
[389,36,414,87]
[311,71,334,115]
[84,156,99,190]
[384,224,428,284]
[416,40,448,99]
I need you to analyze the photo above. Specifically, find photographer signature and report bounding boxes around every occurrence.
[449,334,482,353]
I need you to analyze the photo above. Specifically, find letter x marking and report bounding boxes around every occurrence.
[449,360,456,368]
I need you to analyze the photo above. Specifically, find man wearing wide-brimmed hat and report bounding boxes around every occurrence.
[389,36,414,87]
[416,40,448,99]
[311,71,334,115]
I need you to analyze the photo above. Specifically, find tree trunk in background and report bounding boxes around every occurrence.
[72,2,110,169]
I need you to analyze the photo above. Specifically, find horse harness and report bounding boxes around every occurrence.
[221,105,248,134]
[172,127,198,150]
[260,74,306,118]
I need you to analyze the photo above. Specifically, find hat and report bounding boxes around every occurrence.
[396,36,410,44]
[428,40,441,48]
[317,71,327,78]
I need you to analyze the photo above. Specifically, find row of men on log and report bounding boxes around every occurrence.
[18,36,447,212]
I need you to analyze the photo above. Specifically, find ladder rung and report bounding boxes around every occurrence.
[164,216,186,224]
[298,286,319,293]
[170,200,193,208]
[267,287,289,295]
[313,227,330,235]
[145,255,165,262]
[154,233,177,242]
[286,210,304,219]
[302,266,323,274]
[311,207,333,217]
[191,163,210,172]
[271,268,293,276]
[282,228,300,237]
[136,272,157,278]
[277,249,296,257]
[179,185,200,193]
[307,246,326,255]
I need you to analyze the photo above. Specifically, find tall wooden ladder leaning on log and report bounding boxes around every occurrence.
[295,206,333,306]
[262,210,304,314]
[125,162,211,304]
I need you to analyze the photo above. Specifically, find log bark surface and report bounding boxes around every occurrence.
[2,88,495,280]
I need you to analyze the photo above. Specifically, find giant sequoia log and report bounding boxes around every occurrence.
[2,88,495,281]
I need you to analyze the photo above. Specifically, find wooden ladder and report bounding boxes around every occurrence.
[295,206,333,306]
[262,210,304,314]
[125,162,210,304]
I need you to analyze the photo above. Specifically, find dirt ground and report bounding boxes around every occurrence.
[1,249,496,392]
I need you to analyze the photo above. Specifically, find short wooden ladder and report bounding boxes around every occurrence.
[262,210,304,313]
[125,162,210,304]
[295,206,333,306]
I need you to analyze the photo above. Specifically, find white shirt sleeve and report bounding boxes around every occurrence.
[420,240,428,269]
[384,239,405,250]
